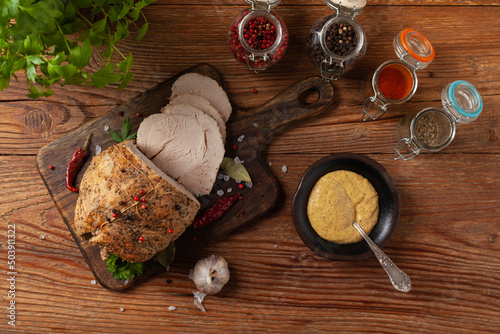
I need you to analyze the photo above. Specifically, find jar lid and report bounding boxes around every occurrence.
[442,80,482,123]
[245,0,281,9]
[394,29,435,69]
[323,0,366,17]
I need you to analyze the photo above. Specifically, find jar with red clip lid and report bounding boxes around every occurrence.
[361,29,435,121]
[228,0,289,72]
[394,80,482,161]
[306,0,367,81]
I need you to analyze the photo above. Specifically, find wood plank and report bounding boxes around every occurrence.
[0,6,498,155]
[2,153,499,332]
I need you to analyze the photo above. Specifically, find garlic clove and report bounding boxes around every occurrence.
[191,255,230,295]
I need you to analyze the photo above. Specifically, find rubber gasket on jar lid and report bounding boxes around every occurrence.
[400,29,435,63]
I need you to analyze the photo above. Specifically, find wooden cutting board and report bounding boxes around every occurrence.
[36,64,335,291]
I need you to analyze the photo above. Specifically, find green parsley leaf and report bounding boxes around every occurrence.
[106,253,145,281]
[109,116,137,143]
[0,0,155,97]
[108,130,123,143]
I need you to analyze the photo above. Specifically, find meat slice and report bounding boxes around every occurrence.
[136,112,225,196]
[171,73,232,122]
[167,93,226,139]
[74,141,200,263]
[136,113,175,159]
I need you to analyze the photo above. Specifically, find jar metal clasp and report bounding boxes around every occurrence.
[246,53,271,72]
[246,0,274,12]
[362,93,388,121]
[393,137,420,161]
[399,51,421,72]
[320,58,344,82]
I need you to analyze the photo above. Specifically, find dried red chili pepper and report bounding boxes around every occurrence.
[65,133,92,193]
[193,193,241,229]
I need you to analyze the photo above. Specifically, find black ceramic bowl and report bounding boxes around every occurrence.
[292,153,401,261]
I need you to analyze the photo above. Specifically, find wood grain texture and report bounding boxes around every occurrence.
[1,0,499,332]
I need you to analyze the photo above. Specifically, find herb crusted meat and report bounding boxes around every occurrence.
[74,140,200,263]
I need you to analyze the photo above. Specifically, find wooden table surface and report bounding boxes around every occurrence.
[1,0,499,333]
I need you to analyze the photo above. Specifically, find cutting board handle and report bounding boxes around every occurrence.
[231,76,334,141]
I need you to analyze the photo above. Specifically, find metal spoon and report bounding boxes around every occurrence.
[353,222,411,292]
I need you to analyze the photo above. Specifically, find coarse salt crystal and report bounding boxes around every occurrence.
[119,307,124,312]
[235,179,241,184]
[104,125,109,131]
[223,175,230,182]
[227,188,232,193]
[245,182,253,188]
[39,235,45,240]
[218,173,225,180]
[282,165,288,173]
[237,135,245,142]
[234,156,244,164]
[274,244,278,248]
[268,162,272,166]
[253,122,259,127]
[95,145,102,155]
[90,280,96,285]
[124,280,129,284]
[168,306,177,311]
[216,190,224,196]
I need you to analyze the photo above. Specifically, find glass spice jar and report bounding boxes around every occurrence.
[306,0,367,81]
[228,0,288,72]
[361,29,435,121]
[394,80,482,161]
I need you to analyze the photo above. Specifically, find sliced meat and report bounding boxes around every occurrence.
[167,93,226,139]
[171,73,232,123]
[74,141,200,263]
[136,112,225,196]
[136,113,176,159]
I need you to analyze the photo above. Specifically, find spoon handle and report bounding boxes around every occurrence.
[353,222,411,292]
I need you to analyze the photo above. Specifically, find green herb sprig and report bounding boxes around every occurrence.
[0,0,156,98]
[109,116,137,142]
[106,253,145,281]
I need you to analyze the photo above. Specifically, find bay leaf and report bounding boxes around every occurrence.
[156,242,175,268]
[220,157,252,183]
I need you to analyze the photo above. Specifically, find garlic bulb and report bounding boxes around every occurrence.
[190,255,230,295]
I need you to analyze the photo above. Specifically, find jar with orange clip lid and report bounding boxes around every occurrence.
[360,29,435,121]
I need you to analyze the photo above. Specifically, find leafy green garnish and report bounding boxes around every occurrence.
[106,253,145,281]
[109,116,137,142]
[0,0,156,98]
[155,242,175,268]
[220,157,252,183]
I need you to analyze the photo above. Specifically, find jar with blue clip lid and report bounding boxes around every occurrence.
[361,29,435,121]
[228,0,288,72]
[394,80,483,161]
[306,0,367,81]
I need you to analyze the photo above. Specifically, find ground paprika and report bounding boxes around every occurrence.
[377,66,408,100]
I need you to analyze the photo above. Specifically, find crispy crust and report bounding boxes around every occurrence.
[74,141,200,263]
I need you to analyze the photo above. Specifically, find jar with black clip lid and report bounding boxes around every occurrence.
[228,0,289,72]
[306,0,367,81]
[360,29,435,121]
[394,80,482,161]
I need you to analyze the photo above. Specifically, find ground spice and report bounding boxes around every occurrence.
[378,67,408,100]
[415,114,439,147]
